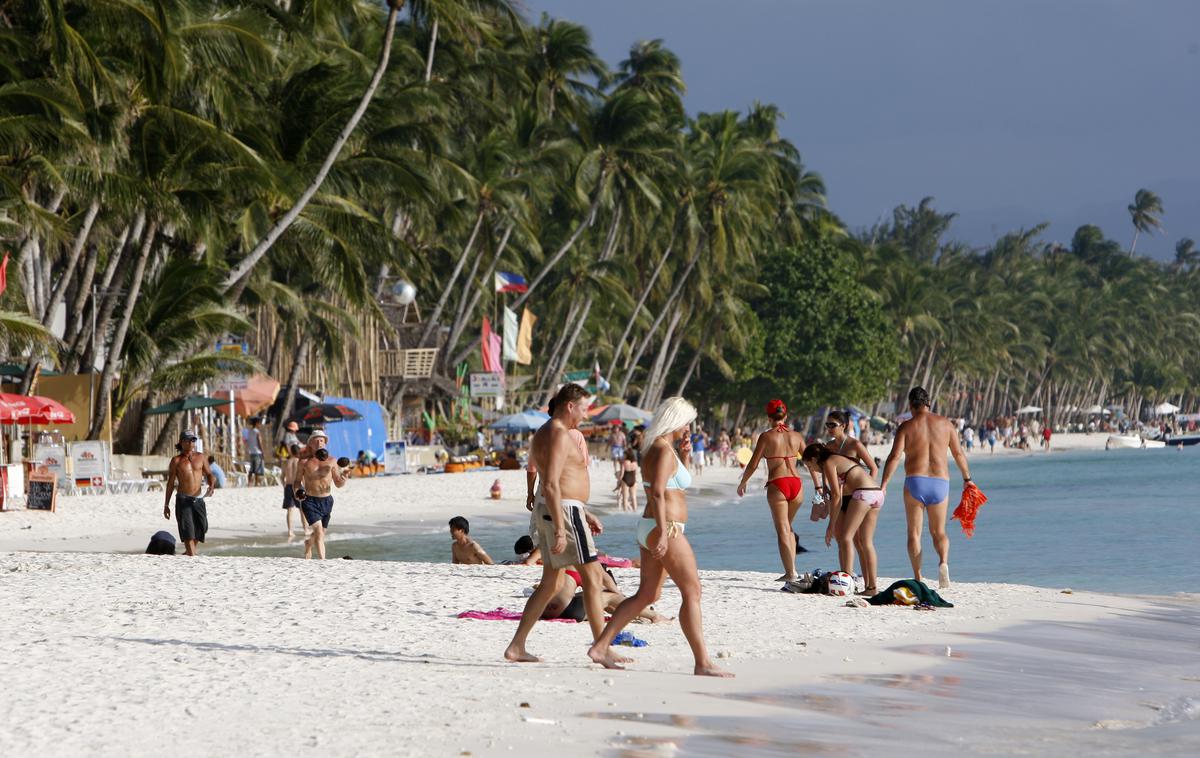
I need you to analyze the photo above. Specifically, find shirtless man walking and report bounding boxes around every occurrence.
[880,387,973,588]
[293,429,348,560]
[504,383,609,663]
[163,430,216,556]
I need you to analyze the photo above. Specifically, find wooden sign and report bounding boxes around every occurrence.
[27,467,57,512]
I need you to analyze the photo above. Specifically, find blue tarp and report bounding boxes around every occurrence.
[320,395,386,461]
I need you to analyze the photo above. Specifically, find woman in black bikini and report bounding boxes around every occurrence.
[801,445,882,594]
[616,448,639,511]
[737,400,810,583]
[822,411,878,577]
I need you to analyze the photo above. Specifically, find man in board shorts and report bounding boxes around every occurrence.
[505,384,609,663]
[163,430,216,556]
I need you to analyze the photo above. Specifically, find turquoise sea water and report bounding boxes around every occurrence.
[208,447,1200,594]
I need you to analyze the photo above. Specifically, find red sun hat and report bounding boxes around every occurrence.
[765,399,787,417]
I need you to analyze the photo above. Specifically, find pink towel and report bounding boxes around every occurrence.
[598,555,634,568]
[457,608,577,623]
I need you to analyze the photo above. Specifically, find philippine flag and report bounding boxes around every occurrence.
[494,271,529,293]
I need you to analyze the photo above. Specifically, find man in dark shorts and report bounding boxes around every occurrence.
[282,443,305,538]
[163,430,216,556]
[293,429,348,559]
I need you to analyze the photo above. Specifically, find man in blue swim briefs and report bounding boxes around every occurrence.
[880,387,974,589]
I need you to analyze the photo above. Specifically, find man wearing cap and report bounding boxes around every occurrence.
[293,428,348,559]
[164,431,216,556]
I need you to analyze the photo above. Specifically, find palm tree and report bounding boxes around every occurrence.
[1172,237,1198,272]
[1127,188,1164,256]
[220,0,405,292]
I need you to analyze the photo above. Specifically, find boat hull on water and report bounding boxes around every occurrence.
[1106,435,1165,449]
[1164,434,1200,447]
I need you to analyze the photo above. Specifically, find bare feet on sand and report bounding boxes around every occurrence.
[939,563,951,589]
[587,644,627,670]
[695,663,734,678]
[503,645,542,663]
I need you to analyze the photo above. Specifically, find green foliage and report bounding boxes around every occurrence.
[739,239,898,413]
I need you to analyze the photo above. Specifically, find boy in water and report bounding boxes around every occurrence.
[450,517,493,564]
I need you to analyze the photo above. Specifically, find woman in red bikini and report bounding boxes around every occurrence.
[737,400,809,583]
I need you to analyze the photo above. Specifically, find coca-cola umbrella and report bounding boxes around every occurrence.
[289,403,363,425]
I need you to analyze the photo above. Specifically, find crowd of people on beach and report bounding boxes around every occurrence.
[478,382,975,676]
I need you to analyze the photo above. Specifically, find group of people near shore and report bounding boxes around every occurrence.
[162,420,351,559]
[737,387,973,594]
[501,384,975,676]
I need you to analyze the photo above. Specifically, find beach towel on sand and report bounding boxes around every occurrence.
[457,608,577,623]
[867,580,954,608]
[953,481,988,538]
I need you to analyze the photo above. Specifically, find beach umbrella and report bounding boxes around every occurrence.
[489,410,550,433]
[869,415,890,431]
[1016,405,1042,414]
[216,374,281,417]
[289,402,363,425]
[1153,402,1181,415]
[0,394,31,424]
[591,404,652,425]
[144,395,233,415]
[2,395,76,425]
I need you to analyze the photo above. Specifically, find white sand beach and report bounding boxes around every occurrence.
[2,435,1189,757]
[0,550,1159,758]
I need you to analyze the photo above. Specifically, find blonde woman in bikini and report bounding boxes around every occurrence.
[802,444,882,594]
[737,400,809,583]
[587,397,732,677]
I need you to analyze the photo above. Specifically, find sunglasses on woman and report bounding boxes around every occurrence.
[824,422,839,429]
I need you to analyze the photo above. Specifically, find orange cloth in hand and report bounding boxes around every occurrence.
[952,481,988,538]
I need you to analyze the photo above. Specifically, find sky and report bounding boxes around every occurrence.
[521,0,1200,260]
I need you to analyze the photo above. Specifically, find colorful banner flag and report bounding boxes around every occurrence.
[502,307,519,362]
[0,252,8,296]
[516,307,536,365]
[481,317,503,373]
[494,271,529,293]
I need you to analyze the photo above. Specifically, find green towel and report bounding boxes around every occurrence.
[867,579,954,608]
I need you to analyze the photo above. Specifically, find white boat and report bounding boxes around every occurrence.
[1106,435,1165,449]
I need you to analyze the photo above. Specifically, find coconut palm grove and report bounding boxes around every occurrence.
[2,1,1197,452]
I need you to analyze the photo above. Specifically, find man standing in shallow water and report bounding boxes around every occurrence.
[293,429,347,560]
[880,387,973,589]
[163,430,216,556]
[504,383,610,663]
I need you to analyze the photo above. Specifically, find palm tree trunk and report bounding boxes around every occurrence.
[418,208,486,348]
[89,220,158,439]
[541,296,594,403]
[605,220,678,381]
[275,334,311,442]
[18,199,102,392]
[63,221,124,350]
[511,179,605,311]
[424,16,439,83]
[71,210,146,373]
[1129,228,1140,256]
[150,410,183,456]
[221,4,401,292]
[650,318,688,408]
[675,349,702,396]
[447,224,513,362]
[539,298,584,393]
[638,307,684,408]
[617,239,703,396]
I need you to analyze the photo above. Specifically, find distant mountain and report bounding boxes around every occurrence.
[948,178,1200,263]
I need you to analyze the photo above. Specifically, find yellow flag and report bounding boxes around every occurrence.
[516,307,536,365]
